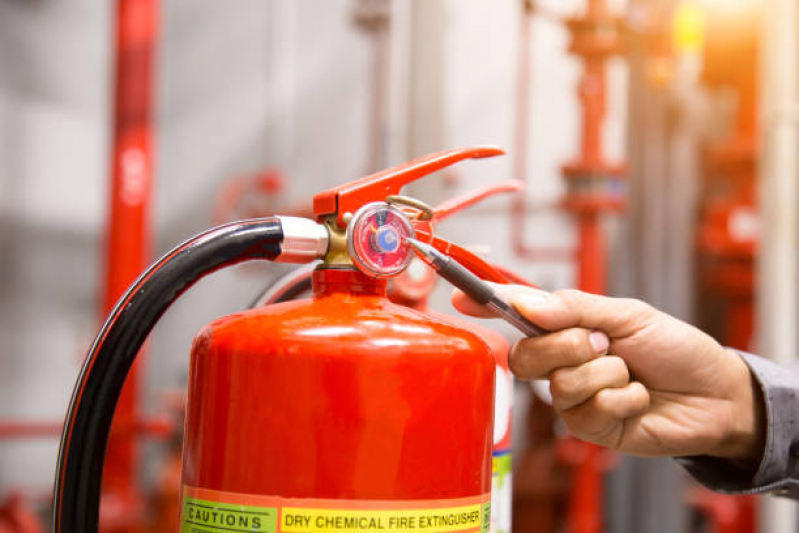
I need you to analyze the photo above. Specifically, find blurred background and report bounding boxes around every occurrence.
[0,0,795,531]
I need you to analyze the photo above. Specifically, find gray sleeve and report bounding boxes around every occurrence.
[676,351,799,498]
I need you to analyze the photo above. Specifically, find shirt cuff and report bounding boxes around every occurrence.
[677,351,799,497]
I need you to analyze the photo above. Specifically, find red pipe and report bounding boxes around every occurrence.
[511,2,622,531]
[560,1,625,532]
[566,220,605,533]
[0,422,64,439]
[579,61,606,168]
[0,419,172,440]
[101,0,158,527]
[577,213,605,296]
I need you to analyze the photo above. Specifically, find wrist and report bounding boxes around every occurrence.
[712,349,766,468]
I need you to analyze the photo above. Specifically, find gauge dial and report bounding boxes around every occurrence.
[346,202,415,277]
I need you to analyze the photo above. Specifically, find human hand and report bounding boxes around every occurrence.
[452,287,765,464]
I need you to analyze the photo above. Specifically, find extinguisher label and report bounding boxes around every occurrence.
[182,486,490,533]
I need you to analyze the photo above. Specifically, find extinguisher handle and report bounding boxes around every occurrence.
[432,180,524,222]
[53,216,327,533]
[313,146,505,227]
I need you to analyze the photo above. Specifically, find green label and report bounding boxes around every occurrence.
[182,496,278,533]
[481,503,491,533]
[492,453,512,490]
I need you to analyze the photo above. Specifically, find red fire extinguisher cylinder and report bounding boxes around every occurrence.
[182,268,495,499]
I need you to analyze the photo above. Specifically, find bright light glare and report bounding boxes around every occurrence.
[697,0,762,11]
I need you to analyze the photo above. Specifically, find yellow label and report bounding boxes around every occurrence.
[281,505,485,533]
[182,486,490,533]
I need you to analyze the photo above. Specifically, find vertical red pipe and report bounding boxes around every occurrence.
[577,214,605,296]
[580,61,606,168]
[564,1,615,532]
[512,2,621,529]
[567,215,605,533]
[568,162,606,533]
[576,59,609,295]
[101,0,157,527]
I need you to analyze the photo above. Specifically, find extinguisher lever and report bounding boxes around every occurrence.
[313,145,505,227]
[432,180,524,221]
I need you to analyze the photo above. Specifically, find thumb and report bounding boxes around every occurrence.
[503,286,653,338]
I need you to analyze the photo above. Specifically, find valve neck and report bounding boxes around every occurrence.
[312,268,388,297]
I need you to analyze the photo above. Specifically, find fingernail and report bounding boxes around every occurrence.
[589,331,609,354]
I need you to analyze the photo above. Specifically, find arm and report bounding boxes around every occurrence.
[452,287,799,496]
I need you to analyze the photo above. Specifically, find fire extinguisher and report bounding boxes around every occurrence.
[251,181,527,533]
[54,146,531,533]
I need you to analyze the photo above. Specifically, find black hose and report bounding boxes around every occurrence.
[53,217,284,533]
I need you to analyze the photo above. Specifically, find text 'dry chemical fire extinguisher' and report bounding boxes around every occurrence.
[54,146,529,533]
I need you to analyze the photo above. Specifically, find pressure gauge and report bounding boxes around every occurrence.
[346,202,416,277]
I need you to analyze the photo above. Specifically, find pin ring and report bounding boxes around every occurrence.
[385,195,435,221]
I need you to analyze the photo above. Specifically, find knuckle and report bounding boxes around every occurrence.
[509,339,536,377]
[549,368,573,399]
[554,289,582,304]
[593,388,613,411]
[565,329,583,352]
[631,382,651,410]
[587,389,619,419]
[561,408,611,444]
[624,297,649,312]
[508,340,526,376]
[565,329,591,360]
[622,298,654,322]
[604,356,629,382]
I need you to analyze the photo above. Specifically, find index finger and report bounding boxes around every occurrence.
[512,289,655,338]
